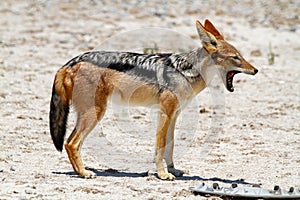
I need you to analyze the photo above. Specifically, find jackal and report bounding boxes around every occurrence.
[49,19,258,180]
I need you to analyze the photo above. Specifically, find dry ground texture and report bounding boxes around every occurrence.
[0,0,299,199]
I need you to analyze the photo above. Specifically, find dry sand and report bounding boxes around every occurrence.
[0,0,299,199]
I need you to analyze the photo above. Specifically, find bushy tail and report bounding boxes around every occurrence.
[49,68,71,151]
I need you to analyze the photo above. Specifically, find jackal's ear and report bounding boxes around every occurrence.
[204,19,224,39]
[196,20,218,53]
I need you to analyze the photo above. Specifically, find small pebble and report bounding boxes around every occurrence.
[10,166,16,171]
[25,189,33,194]
[250,49,262,57]
[25,189,31,194]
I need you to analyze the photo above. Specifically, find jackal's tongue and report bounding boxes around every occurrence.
[226,71,239,92]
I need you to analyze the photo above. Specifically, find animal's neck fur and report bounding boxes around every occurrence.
[170,48,216,93]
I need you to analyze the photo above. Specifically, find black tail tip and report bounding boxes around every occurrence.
[55,143,63,152]
[50,132,64,152]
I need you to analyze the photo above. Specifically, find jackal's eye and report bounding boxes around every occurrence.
[211,40,217,46]
[232,55,239,60]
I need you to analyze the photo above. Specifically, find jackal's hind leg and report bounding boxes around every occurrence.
[64,112,98,178]
[64,105,106,178]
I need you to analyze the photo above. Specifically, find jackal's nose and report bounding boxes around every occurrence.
[254,68,258,75]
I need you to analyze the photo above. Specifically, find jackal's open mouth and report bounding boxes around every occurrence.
[226,71,240,92]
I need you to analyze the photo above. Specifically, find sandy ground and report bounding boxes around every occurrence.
[0,0,299,199]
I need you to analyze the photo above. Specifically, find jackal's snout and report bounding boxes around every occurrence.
[247,65,258,76]
[241,59,258,76]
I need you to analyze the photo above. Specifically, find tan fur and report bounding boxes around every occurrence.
[54,68,73,104]
[190,77,207,95]
[111,75,160,106]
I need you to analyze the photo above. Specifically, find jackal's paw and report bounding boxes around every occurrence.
[167,167,184,177]
[158,172,176,180]
[80,170,96,179]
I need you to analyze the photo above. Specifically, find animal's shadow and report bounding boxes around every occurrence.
[53,167,255,185]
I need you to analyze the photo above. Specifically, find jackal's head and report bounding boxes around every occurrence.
[196,19,258,92]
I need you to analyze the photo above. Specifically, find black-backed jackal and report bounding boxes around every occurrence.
[50,20,258,180]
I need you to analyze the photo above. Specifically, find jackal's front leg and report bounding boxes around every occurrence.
[164,113,184,177]
[155,92,179,180]
[155,111,175,180]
